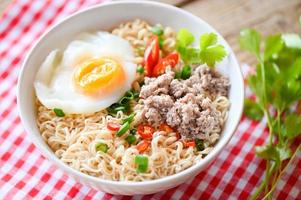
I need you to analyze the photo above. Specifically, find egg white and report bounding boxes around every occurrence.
[34,32,136,114]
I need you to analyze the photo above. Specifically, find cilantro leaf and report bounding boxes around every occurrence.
[176,29,227,67]
[255,145,279,163]
[200,33,218,50]
[185,48,201,64]
[286,58,301,80]
[241,22,301,199]
[276,145,292,161]
[284,113,301,140]
[177,28,195,47]
[199,45,226,67]
[256,145,292,163]
[248,69,265,106]
[239,29,261,58]
[282,33,301,49]
[264,35,283,60]
[244,99,263,120]
[199,33,227,67]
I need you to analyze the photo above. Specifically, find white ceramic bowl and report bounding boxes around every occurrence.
[17,1,244,195]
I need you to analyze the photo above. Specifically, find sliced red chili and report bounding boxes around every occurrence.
[136,140,151,153]
[144,36,160,76]
[107,122,121,131]
[137,124,155,139]
[182,140,196,148]
[152,53,179,77]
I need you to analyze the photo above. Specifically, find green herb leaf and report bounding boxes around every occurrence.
[175,71,182,79]
[123,113,135,124]
[199,44,226,67]
[135,155,148,173]
[181,65,192,79]
[107,90,139,114]
[176,30,227,66]
[199,33,227,67]
[195,138,204,151]
[125,134,136,145]
[130,128,137,135]
[53,108,65,117]
[241,24,301,199]
[284,114,301,140]
[185,48,202,64]
[177,28,195,47]
[239,29,261,58]
[282,33,301,49]
[244,99,263,120]
[136,65,144,74]
[276,145,292,161]
[151,25,164,36]
[286,58,301,80]
[200,32,218,50]
[116,121,130,137]
[159,37,164,49]
[95,143,108,153]
[264,35,283,60]
[255,145,279,163]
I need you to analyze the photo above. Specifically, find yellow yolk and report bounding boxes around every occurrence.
[73,57,125,96]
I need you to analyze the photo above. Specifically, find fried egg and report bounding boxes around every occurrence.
[34,32,136,114]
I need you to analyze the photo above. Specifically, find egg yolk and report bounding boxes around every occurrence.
[73,57,125,96]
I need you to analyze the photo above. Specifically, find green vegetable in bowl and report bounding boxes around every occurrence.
[176,29,227,67]
[122,113,135,124]
[240,25,301,200]
[195,138,204,151]
[53,108,65,117]
[107,89,139,114]
[150,25,164,36]
[116,121,130,137]
[125,134,136,145]
[135,155,148,173]
[136,65,145,74]
[95,143,108,153]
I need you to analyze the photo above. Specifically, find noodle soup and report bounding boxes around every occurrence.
[35,19,230,181]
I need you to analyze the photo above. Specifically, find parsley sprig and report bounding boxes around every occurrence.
[240,26,301,199]
[176,29,227,67]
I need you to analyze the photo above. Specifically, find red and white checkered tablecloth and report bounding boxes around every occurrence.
[0,0,300,199]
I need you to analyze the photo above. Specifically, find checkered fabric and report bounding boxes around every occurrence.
[0,0,301,199]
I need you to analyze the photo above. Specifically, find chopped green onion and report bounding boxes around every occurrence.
[133,91,140,99]
[135,155,148,173]
[95,143,108,153]
[119,90,138,104]
[107,90,140,115]
[181,65,192,79]
[159,37,164,49]
[175,71,182,79]
[116,121,130,137]
[123,113,135,124]
[53,108,65,117]
[136,65,145,74]
[107,104,127,114]
[125,134,136,145]
[195,138,204,151]
[151,25,164,36]
[130,129,137,135]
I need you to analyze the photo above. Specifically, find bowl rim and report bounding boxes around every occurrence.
[17,0,244,187]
